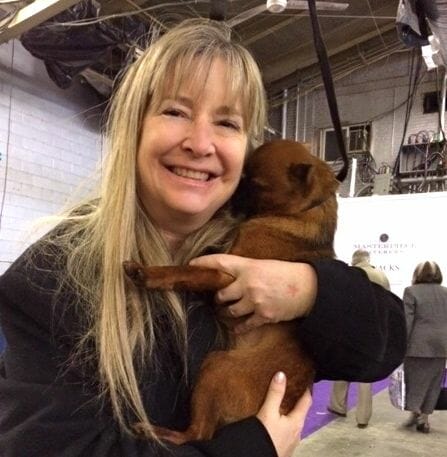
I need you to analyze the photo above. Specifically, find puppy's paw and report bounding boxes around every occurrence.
[152,426,188,445]
[123,261,148,287]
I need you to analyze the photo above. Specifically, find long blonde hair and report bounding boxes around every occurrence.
[45,18,267,437]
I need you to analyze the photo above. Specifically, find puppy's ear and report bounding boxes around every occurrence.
[288,163,312,183]
[288,163,336,211]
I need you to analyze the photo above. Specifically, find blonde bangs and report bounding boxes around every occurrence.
[145,37,266,150]
[154,55,245,110]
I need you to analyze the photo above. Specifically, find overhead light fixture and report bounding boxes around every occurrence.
[266,0,287,13]
[422,35,443,70]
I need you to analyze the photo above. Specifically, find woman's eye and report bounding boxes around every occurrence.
[218,119,241,131]
[162,108,186,117]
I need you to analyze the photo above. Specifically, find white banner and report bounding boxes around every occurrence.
[334,192,447,298]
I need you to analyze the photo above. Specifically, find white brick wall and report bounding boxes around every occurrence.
[0,40,102,274]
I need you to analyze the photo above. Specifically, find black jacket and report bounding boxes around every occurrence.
[0,242,406,457]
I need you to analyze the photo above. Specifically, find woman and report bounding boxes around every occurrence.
[403,261,447,433]
[0,19,406,457]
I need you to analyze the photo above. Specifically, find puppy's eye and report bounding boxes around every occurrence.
[251,178,270,191]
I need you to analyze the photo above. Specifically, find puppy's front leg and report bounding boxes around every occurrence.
[123,261,234,291]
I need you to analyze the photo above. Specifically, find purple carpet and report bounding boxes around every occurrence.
[302,379,389,438]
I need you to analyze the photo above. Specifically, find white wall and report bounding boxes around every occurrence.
[335,192,447,298]
[275,51,443,196]
[0,40,103,274]
[311,52,440,166]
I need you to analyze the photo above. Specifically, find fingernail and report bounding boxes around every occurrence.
[274,371,285,383]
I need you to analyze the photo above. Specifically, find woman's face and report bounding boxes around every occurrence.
[137,58,248,236]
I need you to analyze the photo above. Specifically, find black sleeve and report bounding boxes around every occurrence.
[0,372,275,457]
[297,259,406,382]
[0,250,276,457]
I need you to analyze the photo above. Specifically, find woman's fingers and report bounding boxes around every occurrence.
[232,314,269,333]
[258,371,287,419]
[257,374,312,457]
[189,253,240,271]
[190,255,318,325]
[214,282,243,306]
[288,388,313,426]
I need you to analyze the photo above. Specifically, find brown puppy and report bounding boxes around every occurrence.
[124,139,340,443]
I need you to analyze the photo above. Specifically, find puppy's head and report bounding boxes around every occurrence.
[233,140,339,217]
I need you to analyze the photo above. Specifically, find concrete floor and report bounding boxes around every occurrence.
[295,388,447,457]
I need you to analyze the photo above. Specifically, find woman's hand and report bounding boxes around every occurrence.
[189,254,317,333]
[257,372,312,457]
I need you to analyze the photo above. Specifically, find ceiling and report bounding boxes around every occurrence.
[1,0,406,97]
[102,0,404,93]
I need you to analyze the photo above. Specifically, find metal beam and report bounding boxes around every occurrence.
[0,0,82,44]
[123,0,167,30]
[244,14,306,46]
[263,21,398,84]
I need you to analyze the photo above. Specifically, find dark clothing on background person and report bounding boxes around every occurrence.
[328,258,391,426]
[0,241,406,457]
[403,283,447,415]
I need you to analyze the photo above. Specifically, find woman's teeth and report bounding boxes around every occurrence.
[171,167,210,181]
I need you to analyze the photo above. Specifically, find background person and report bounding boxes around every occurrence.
[403,260,447,433]
[328,249,391,428]
[0,19,405,457]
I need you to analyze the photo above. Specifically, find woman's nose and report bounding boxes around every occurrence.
[182,119,216,157]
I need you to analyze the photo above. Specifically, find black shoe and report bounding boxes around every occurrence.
[327,407,347,417]
[404,413,420,427]
[416,423,430,433]
[357,423,368,429]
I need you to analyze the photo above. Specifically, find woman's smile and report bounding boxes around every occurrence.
[168,165,216,182]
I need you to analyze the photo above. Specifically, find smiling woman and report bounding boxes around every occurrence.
[136,58,248,242]
[0,17,406,457]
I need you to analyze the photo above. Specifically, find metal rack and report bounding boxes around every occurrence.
[398,142,444,176]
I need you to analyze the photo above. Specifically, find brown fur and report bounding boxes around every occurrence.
[124,139,340,443]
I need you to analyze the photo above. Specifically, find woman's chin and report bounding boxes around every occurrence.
[173,205,214,222]
[169,195,222,218]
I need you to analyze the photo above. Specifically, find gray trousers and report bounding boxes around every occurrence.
[404,356,446,414]
[329,381,372,425]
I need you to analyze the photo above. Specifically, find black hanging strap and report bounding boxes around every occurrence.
[307,0,349,182]
[209,0,228,21]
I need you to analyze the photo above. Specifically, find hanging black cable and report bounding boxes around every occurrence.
[392,49,424,176]
[307,0,349,182]
[209,0,228,21]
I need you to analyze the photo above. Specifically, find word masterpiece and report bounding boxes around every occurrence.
[354,243,416,256]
